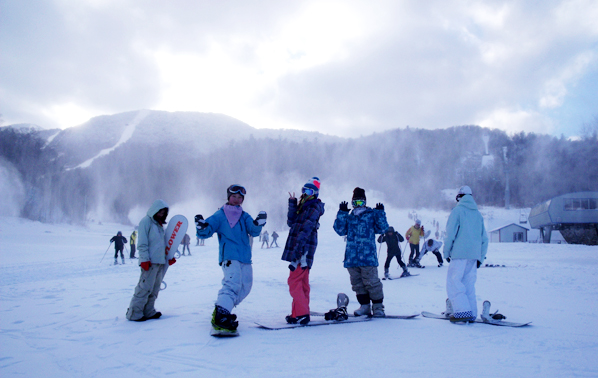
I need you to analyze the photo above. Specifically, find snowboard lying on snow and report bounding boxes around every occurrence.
[421,311,531,327]
[310,311,419,320]
[255,316,372,330]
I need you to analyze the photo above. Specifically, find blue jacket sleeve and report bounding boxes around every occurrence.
[333,210,349,236]
[373,209,389,234]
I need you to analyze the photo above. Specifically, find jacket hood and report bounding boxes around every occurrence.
[146,199,169,218]
[457,195,478,210]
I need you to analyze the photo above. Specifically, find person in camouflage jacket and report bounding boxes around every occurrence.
[333,187,389,317]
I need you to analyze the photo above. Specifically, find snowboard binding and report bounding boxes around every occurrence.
[325,293,350,321]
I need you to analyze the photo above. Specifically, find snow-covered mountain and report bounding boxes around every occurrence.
[47,110,343,169]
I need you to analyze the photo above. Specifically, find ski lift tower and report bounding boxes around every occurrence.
[502,146,510,210]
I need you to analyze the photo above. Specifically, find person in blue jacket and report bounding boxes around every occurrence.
[196,184,266,335]
[333,187,389,317]
[443,185,489,323]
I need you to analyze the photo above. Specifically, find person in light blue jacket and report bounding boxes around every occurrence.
[196,184,266,335]
[443,186,488,323]
[126,199,175,321]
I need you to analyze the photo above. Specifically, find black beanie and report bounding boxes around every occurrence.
[352,187,366,200]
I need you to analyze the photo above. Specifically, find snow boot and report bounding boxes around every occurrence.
[114,259,118,265]
[121,257,125,265]
[413,261,424,268]
[438,262,443,267]
[372,303,385,317]
[442,298,453,318]
[354,304,372,317]
[212,305,238,331]
[384,269,390,279]
[400,268,411,278]
[450,312,475,323]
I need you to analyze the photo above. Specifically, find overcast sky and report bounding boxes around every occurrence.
[1,0,597,138]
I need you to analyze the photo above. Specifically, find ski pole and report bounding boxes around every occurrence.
[100,242,113,263]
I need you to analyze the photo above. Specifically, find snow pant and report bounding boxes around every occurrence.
[270,239,279,248]
[114,248,124,259]
[216,260,253,312]
[126,263,167,320]
[384,251,406,270]
[288,265,310,317]
[182,244,191,255]
[347,266,384,303]
[408,243,420,263]
[446,259,478,319]
[419,249,443,264]
[261,240,269,248]
[129,244,136,258]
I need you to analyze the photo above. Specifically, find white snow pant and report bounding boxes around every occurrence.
[446,259,478,319]
[216,260,253,312]
[126,263,167,320]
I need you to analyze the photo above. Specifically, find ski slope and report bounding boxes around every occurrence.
[1,207,597,377]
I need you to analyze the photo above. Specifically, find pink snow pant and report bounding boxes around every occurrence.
[446,259,478,318]
[288,265,310,317]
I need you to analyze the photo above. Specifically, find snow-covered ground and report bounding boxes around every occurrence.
[1,207,598,377]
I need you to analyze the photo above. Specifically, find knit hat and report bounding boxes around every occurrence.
[303,177,321,197]
[352,187,366,201]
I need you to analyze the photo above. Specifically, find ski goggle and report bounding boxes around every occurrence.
[302,187,316,196]
[227,185,246,196]
[352,199,366,207]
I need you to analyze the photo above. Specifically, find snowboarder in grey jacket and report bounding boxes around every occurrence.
[126,199,175,322]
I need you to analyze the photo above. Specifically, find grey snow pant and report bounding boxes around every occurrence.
[126,263,167,320]
[347,266,384,302]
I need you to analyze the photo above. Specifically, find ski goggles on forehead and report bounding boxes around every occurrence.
[352,199,366,207]
[227,185,246,196]
[302,187,316,196]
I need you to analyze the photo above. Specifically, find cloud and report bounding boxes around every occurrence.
[0,0,596,138]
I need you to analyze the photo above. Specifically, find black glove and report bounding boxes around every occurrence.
[446,257,451,263]
[195,215,208,230]
[254,211,267,226]
[477,260,481,268]
[339,201,349,212]
[375,203,384,210]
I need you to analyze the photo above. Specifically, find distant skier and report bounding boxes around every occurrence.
[126,199,176,322]
[270,231,279,248]
[377,226,410,278]
[196,184,266,336]
[129,230,137,259]
[281,177,325,325]
[418,239,444,267]
[333,187,389,317]
[443,186,488,323]
[110,231,127,265]
[261,230,269,248]
[406,219,425,268]
[181,233,191,256]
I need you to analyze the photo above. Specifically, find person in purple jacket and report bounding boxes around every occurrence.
[281,177,325,325]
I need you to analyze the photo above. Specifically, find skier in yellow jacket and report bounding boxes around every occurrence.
[406,219,425,268]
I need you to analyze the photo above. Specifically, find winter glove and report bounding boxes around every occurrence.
[254,211,267,226]
[195,215,208,230]
[375,203,384,210]
[377,235,384,243]
[339,201,349,212]
[421,225,425,234]
[140,261,151,271]
[446,257,451,263]
[168,258,176,266]
[477,260,481,269]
